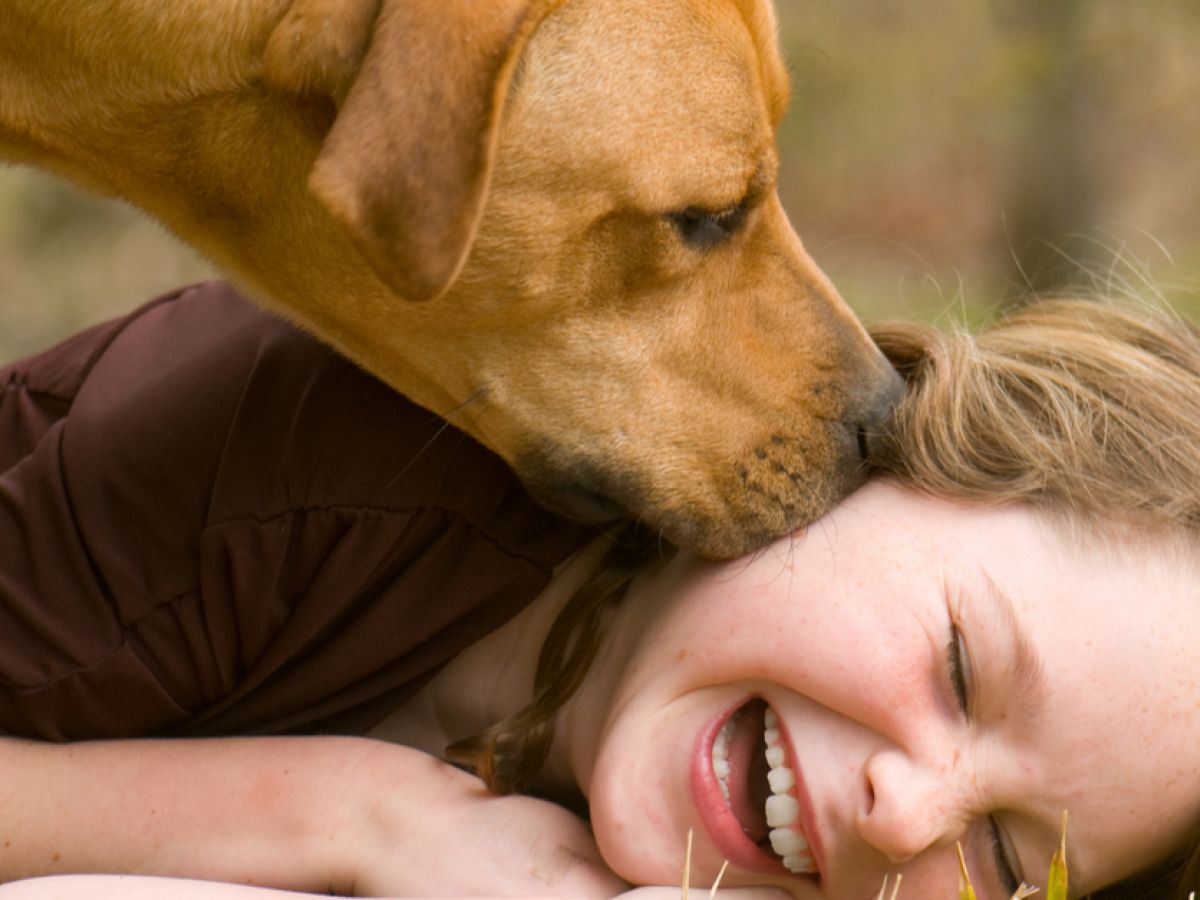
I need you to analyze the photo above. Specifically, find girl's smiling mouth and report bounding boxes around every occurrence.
[691,697,821,880]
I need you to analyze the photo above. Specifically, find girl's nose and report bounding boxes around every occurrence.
[855,747,975,864]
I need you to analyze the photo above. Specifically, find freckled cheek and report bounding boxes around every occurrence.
[782,626,937,729]
[661,578,915,691]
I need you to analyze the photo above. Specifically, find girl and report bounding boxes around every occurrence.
[0,283,1197,899]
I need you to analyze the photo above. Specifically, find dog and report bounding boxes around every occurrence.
[0,0,902,559]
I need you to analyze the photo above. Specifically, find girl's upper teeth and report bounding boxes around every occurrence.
[768,766,795,793]
[765,794,800,827]
[763,706,816,876]
[710,704,816,877]
[713,717,734,803]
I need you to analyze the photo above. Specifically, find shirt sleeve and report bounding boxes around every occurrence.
[0,282,596,740]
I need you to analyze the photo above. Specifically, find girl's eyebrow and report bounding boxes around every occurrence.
[979,570,1049,726]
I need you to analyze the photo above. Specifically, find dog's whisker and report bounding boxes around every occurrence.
[443,393,489,430]
[384,389,489,491]
[448,388,491,436]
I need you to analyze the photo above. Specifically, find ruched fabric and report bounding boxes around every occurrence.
[0,282,596,739]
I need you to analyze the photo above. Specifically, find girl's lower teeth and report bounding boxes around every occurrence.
[712,705,816,876]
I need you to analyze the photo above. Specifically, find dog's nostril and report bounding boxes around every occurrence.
[856,425,871,462]
[853,369,905,462]
[853,421,894,465]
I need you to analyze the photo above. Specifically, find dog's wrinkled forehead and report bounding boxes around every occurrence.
[510,0,786,207]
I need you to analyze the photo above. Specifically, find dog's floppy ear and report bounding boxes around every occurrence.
[266,0,558,302]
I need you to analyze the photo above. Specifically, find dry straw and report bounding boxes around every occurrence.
[957,811,1069,900]
[678,811,1076,900]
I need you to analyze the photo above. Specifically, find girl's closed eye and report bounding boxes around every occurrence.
[988,817,1023,898]
[946,615,1023,896]
[947,617,972,716]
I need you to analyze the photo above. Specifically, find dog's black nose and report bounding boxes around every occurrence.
[853,367,906,463]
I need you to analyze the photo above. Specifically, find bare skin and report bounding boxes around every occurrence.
[6,484,1197,899]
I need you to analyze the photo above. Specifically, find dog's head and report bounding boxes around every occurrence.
[266,0,903,558]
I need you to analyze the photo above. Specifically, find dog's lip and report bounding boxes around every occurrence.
[516,451,630,524]
[522,475,626,524]
[550,486,626,523]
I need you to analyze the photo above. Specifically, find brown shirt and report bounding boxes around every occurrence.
[0,282,595,741]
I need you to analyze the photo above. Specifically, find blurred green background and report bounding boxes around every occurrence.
[2,0,1199,363]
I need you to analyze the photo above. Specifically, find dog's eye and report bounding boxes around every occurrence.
[666,204,748,251]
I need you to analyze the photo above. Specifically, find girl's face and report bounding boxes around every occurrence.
[564,481,1200,899]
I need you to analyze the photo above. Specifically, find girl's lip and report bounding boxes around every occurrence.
[689,696,824,880]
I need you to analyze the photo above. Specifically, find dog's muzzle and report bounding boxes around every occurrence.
[515,365,906,557]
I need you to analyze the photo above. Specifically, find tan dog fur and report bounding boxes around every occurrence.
[0,0,901,558]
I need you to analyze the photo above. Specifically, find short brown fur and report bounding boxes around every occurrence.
[0,0,900,557]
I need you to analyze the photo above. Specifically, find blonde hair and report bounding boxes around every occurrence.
[454,295,1200,899]
[873,296,1200,900]
[870,297,1200,529]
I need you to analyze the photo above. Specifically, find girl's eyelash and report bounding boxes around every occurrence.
[989,816,1023,896]
[947,621,970,713]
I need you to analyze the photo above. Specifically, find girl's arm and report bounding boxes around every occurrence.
[0,879,790,900]
[0,878,794,900]
[0,735,625,898]
[0,876,323,899]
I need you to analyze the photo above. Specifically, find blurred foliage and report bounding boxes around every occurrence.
[775,0,1200,325]
[2,0,1200,362]
[0,171,215,361]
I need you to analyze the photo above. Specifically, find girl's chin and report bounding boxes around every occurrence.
[594,836,681,887]
[598,833,797,897]
[588,785,696,886]
[590,794,738,889]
